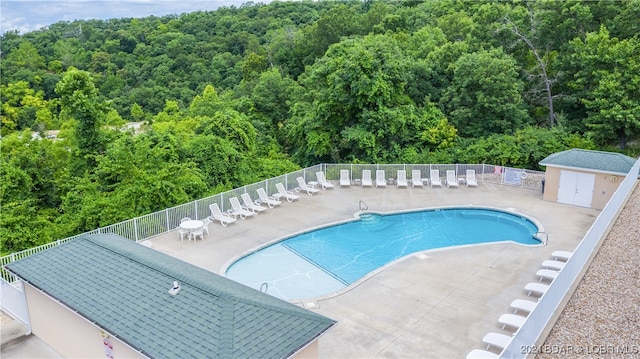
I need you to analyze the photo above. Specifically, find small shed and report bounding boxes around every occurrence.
[5,234,336,359]
[539,149,637,209]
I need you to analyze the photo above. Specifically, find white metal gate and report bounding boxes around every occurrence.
[0,279,31,331]
[558,170,595,207]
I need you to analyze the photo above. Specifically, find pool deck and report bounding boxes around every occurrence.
[1,181,600,358]
[148,181,599,358]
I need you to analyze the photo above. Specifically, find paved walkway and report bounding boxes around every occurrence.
[2,182,600,358]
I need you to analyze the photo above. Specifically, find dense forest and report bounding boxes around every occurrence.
[1,0,639,254]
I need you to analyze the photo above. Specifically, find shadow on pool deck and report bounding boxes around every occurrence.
[143,182,599,358]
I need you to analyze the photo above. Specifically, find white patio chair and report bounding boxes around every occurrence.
[510,299,537,315]
[275,183,300,202]
[339,169,351,187]
[361,170,373,187]
[466,169,478,187]
[256,188,282,208]
[541,260,565,271]
[525,282,550,297]
[208,203,237,227]
[202,217,211,236]
[375,170,386,188]
[315,171,335,190]
[190,226,205,242]
[466,349,499,359]
[430,169,442,187]
[552,250,573,261]
[536,269,558,282]
[482,332,513,351]
[411,170,424,187]
[178,217,191,242]
[229,197,256,219]
[241,193,267,214]
[295,176,320,195]
[396,170,408,188]
[446,170,459,188]
[498,313,526,331]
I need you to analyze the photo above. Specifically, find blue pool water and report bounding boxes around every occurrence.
[226,208,540,300]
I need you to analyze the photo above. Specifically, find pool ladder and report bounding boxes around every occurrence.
[359,200,368,211]
[260,282,268,293]
[535,232,548,246]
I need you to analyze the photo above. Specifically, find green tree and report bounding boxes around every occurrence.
[289,34,452,164]
[567,26,640,148]
[3,41,46,72]
[0,131,70,253]
[441,49,528,137]
[458,126,594,169]
[56,68,107,172]
[249,69,301,146]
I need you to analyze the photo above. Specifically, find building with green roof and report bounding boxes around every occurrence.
[5,233,336,359]
[539,149,638,209]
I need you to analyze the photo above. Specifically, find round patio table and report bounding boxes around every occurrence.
[180,220,203,231]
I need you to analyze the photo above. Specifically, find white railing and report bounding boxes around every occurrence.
[0,163,541,282]
[0,280,31,333]
[500,157,640,358]
[4,158,633,344]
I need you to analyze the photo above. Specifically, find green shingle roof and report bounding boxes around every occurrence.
[5,234,336,359]
[539,149,637,175]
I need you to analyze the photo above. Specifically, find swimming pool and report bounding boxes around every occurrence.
[225,208,541,301]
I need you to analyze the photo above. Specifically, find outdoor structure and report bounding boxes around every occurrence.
[539,149,637,209]
[4,234,335,359]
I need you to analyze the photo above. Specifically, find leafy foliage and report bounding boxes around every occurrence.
[0,0,636,254]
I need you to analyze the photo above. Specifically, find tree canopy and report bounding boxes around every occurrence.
[1,0,638,254]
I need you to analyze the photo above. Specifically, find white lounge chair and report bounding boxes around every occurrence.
[229,197,256,219]
[510,299,537,315]
[466,349,499,359]
[362,170,373,187]
[552,250,573,261]
[296,176,320,195]
[446,170,459,188]
[241,193,267,214]
[257,188,282,208]
[411,170,424,187]
[525,282,550,297]
[466,169,478,187]
[208,203,237,227]
[275,182,300,202]
[396,170,408,188]
[541,260,566,271]
[536,269,559,282]
[482,332,513,351]
[339,170,351,187]
[498,313,526,331]
[430,169,442,187]
[376,170,387,188]
[315,171,334,190]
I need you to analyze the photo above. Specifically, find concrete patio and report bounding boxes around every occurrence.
[1,181,600,358]
[146,181,599,358]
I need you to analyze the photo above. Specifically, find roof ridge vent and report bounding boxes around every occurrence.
[168,281,181,296]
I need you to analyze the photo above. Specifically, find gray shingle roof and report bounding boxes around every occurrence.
[539,149,637,175]
[5,234,336,359]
